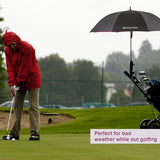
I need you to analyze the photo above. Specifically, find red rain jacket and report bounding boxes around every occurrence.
[2,31,41,91]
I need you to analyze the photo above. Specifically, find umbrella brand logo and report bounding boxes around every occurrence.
[122,26,138,30]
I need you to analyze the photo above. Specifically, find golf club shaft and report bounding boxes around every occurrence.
[7,96,15,134]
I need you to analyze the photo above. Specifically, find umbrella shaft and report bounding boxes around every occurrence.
[130,31,133,61]
[129,31,134,75]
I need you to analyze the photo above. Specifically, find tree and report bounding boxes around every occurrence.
[138,40,152,57]
[72,59,106,104]
[0,9,10,103]
[38,54,77,106]
[135,49,160,72]
[105,51,130,80]
[146,65,160,80]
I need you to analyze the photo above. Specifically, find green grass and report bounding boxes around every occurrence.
[39,105,157,134]
[0,105,159,160]
[0,105,157,134]
[0,134,160,160]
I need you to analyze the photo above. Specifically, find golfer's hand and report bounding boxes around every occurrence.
[10,86,15,97]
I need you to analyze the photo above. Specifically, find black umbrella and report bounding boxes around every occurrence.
[90,7,160,76]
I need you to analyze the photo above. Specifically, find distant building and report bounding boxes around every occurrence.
[105,83,116,103]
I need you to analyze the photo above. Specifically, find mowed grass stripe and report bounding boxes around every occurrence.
[0,134,160,160]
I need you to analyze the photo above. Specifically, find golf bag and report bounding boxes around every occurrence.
[124,70,160,129]
[147,81,160,112]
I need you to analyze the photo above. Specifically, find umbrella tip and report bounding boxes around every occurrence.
[130,6,131,10]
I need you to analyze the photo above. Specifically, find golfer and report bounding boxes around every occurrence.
[2,31,41,140]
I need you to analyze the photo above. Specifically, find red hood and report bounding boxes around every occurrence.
[2,31,21,47]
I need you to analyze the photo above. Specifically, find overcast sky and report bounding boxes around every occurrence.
[1,0,160,65]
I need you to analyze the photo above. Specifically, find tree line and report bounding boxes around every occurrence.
[38,54,105,106]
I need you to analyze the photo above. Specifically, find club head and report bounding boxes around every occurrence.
[141,77,149,81]
[2,135,10,140]
[141,75,147,80]
[139,71,146,75]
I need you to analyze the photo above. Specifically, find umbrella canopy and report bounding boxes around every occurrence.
[90,9,160,32]
[90,8,160,76]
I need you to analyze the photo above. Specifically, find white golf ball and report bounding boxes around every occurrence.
[12,138,15,142]
[7,136,10,140]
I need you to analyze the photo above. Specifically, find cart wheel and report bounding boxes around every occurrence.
[147,120,160,129]
[140,119,150,129]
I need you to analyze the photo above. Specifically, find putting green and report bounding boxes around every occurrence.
[0,134,160,160]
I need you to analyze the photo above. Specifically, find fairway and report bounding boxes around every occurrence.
[0,134,160,160]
